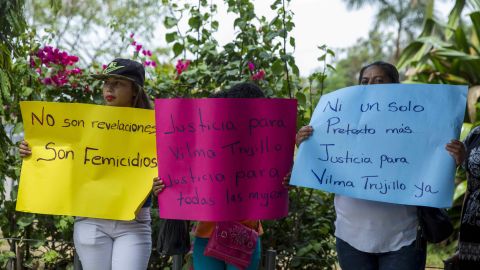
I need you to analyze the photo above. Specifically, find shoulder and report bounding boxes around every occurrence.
[464,126,480,146]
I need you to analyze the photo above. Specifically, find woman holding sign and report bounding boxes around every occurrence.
[153,82,265,270]
[20,58,153,270]
[296,61,427,270]
[446,132,480,269]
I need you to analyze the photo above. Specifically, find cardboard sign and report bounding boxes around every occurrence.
[291,84,467,208]
[155,98,297,221]
[17,101,156,220]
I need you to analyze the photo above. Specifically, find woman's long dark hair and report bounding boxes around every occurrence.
[132,84,153,109]
[358,61,400,84]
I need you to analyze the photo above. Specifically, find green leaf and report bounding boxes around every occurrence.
[289,37,295,48]
[0,69,11,100]
[211,21,219,31]
[188,16,201,29]
[290,61,300,76]
[419,18,435,38]
[21,86,33,97]
[453,180,467,201]
[295,92,306,106]
[17,215,35,228]
[470,12,480,45]
[42,250,59,264]
[446,0,465,39]
[397,42,425,69]
[440,73,469,84]
[326,64,336,72]
[434,48,479,60]
[271,59,284,75]
[165,32,178,43]
[172,42,184,57]
[454,27,469,53]
[467,86,480,122]
[164,17,178,29]
[460,122,473,140]
[317,54,326,62]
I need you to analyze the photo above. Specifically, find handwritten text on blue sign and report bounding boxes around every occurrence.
[291,84,467,208]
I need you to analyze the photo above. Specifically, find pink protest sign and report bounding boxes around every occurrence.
[155,98,297,221]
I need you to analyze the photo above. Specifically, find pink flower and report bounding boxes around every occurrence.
[175,59,191,75]
[102,64,107,70]
[130,33,135,38]
[144,61,150,66]
[147,50,152,57]
[247,61,255,71]
[68,55,79,65]
[32,45,83,87]
[132,41,137,46]
[42,77,52,85]
[71,67,82,75]
[135,44,142,52]
[142,49,147,56]
[251,69,265,81]
[151,60,157,67]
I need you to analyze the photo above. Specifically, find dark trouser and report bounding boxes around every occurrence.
[336,237,426,270]
[459,260,480,269]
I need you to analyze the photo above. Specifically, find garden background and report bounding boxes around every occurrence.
[1,0,480,269]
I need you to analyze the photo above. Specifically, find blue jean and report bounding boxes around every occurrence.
[336,237,426,270]
[193,236,261,270]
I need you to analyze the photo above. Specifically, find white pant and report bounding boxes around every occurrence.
[73,208,152,270]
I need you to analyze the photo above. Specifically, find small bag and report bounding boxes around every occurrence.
[417,206,453,243]
[204,222,259,270]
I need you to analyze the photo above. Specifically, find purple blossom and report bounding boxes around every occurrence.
[251,69,265,81]
[176,59,191,75]
[247,61,255,71]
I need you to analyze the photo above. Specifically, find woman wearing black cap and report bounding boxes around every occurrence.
[19,58,153,270]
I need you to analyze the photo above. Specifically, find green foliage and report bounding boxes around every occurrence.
[341,0,429,61]
[426,240,458,268]
[262,189,336,269]
[398,1,480,86]
[324,30,393,93]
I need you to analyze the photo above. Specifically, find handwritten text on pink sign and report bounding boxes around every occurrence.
[155,98,297,221]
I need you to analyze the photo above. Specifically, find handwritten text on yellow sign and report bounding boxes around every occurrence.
[17,101,156,220]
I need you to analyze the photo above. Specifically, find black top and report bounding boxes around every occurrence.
[459,126,480,262]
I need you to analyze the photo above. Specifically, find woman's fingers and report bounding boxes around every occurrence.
[282,172,293,190]
[19,141,32,157]
[152,177,165,196]
[296,126,314,147]
[445,140,466,166]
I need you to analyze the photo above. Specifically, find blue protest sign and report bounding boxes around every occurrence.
[291,84,467,208]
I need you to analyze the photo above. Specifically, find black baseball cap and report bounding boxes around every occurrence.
[91,58,145,88]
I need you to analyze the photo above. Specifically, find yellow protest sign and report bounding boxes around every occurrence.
[17,101,156,220]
